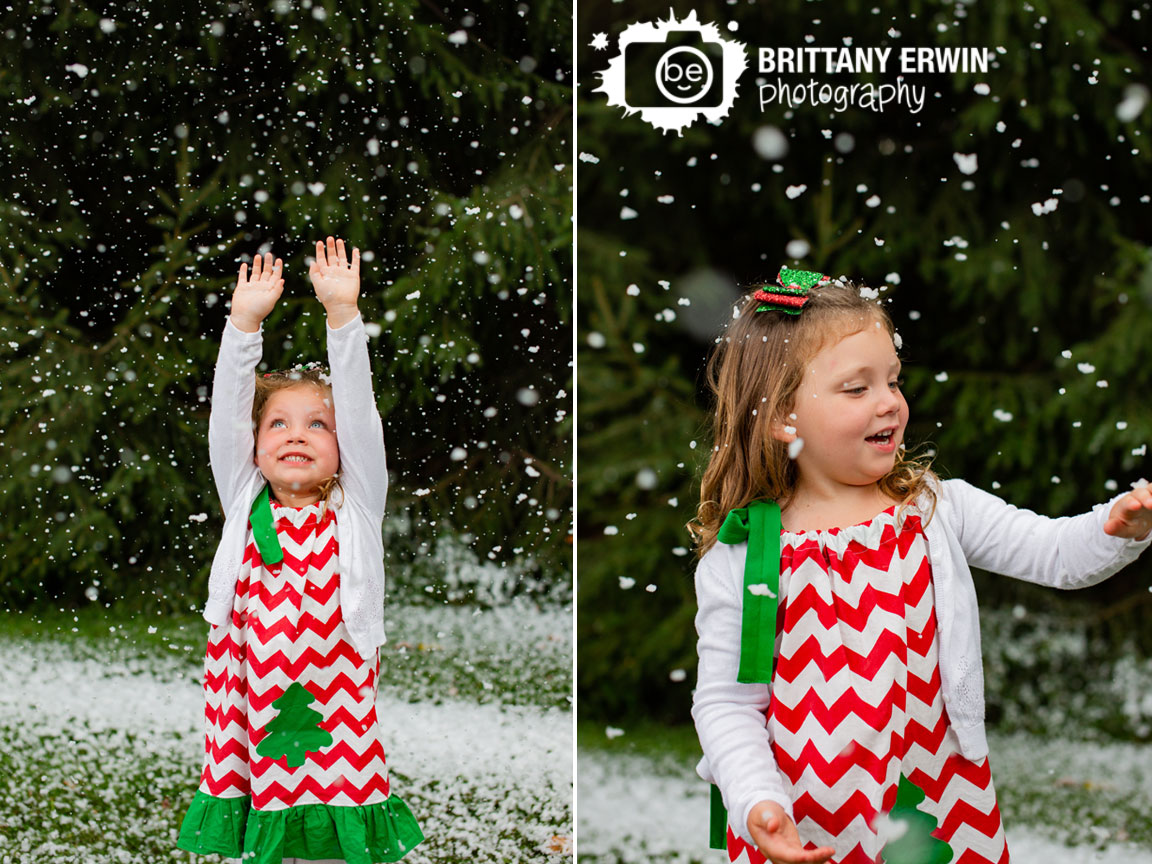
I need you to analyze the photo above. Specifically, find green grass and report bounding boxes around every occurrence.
[381,603,572,710]
[576,718,702,767]
[0,720,196,860]
[988,730,1152,849]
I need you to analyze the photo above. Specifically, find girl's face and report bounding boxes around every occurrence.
[776,320,908,499]
[254,385,339,500]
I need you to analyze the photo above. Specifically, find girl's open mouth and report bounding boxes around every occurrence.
[866,429,898,450]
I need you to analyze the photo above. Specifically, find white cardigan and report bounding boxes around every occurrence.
[202,314,389,659]
[692,478,1151,845]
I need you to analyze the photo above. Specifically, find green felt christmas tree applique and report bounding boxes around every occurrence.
[255,682,333,768]
[879,774,954,864]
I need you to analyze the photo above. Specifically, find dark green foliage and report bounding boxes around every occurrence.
[0,0,572,611]
[577,0,1152,724]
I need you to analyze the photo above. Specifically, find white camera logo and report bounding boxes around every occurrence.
[594,10,748,136]
[656,47,715,104]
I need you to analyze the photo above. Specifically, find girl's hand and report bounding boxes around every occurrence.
[230,252,284,333]
[309,235,360,328]
[747,801,835,864]
[1103,484,1152,540]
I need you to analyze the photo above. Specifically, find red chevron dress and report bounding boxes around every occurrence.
[180,499,421,864]
[727,507,1008,864]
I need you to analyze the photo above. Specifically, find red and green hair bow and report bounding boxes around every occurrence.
[752,266,831,314]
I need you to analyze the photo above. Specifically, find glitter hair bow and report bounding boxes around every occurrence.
[752,266,831,314]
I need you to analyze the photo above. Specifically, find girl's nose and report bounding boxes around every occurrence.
[878,390,900,415]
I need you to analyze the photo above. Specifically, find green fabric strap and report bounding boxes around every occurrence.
[709,783,727,849]
[250,483,284,565]
[708,499,782,849]
[719,499,781,684]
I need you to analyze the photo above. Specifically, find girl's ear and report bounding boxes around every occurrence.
[770,416,797,443]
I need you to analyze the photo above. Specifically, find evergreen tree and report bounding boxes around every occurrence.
[0,0,572,610]
[256,682,333,768]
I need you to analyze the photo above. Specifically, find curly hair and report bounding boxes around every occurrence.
[688,280,936,558]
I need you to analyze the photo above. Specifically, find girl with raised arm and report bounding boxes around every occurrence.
[177,238,423,864]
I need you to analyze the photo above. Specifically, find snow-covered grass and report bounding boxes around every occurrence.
[382,603,571,710]
[576,724,1152,863]
[0,602,572,863]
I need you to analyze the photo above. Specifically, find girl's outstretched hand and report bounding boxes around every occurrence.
[747,801,835,864]
[309,235,360,328]
[230,252,284,333]
[1103,484,1152,540]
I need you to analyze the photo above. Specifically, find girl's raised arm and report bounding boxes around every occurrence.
[208,253,282,511]
[229,252,284,333]
[309,236,360,329]
[947,478,1151,589]
[310,236,388,516]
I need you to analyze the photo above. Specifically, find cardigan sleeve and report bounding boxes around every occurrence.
[943,478,1151,589]
[208,318,263,514]
[326,313,388,517]
[692,543,794,845]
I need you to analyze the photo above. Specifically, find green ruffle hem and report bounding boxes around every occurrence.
[177,791,424,864]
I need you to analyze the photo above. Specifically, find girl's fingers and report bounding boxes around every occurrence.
[251,254,263,278]
[763,843,831,864]
[351,246,360,275]
[788,848,835,864]
[326,235,337,265]
[237,262,248,283]
[1105,516,1127,535]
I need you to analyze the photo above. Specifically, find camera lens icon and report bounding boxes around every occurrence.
[655,46,715,105]
[621,29,726,110]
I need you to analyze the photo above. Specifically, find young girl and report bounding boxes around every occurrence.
[691,268,1152,864]
[177,238,424,864]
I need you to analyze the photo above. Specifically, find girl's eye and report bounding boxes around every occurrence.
[310,420,326,428]
[889,377,905,390]
[270,419,285,428]
[846,386,867,395]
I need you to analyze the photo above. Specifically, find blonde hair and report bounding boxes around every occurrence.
[689,280,936,557]
[252,369,342,511]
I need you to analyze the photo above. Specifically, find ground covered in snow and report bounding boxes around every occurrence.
[577,724,1152,863]
[0,601,572,863]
